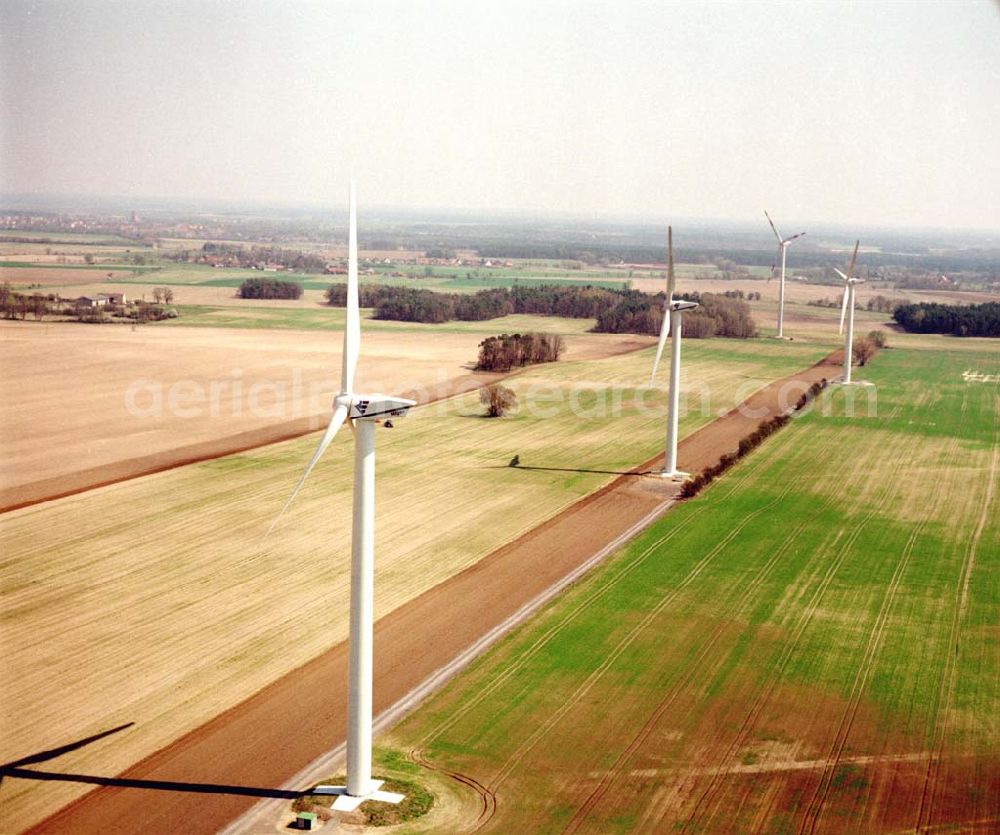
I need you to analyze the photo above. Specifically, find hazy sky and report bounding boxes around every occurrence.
[2,0,999,228]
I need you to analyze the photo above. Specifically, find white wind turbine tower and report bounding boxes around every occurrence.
[835,240,864,385]
[268,182,413,811]
[651,226,699,480]
[764,210,806,339]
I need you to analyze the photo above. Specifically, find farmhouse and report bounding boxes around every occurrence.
[75,292,127,309]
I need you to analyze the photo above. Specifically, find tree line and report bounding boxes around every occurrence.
[0,284,51,320]
[238,278,304,300]
[166,242,328,273]
[325,283,614,323]
[0,282,176,323]
[893,301,1000,337]
[476,332,566,372]
[325,283,757,339]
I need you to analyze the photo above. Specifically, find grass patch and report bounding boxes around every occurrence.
[292,774,434,826]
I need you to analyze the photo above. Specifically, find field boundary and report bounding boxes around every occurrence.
[0,371,505,513]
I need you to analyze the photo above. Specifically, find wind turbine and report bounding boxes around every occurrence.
[764,210,806,339]
[651,226,699,480]
[835,240,863,385]
[269,182,413,812]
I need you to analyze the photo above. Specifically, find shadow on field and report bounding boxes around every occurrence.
[0,723,301,800]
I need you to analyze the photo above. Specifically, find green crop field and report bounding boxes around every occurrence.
[384,336,1000,833]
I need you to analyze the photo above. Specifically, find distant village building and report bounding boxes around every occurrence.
[76,292,126,308]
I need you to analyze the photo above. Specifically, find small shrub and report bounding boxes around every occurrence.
[867,329,888,349]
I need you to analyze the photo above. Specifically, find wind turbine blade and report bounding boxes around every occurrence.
[667,225,676,301]
[834,268,848,280]
[786,231,806,242]
[845,239,859,282]
[342,181,361,394]
[264,403,350,538]
[651,302,670,384]
[764,210,782,243]
[839,286,849,335]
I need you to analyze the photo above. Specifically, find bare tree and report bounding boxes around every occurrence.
[30,294,48,321]
[480,384,517,418]
[163,287,174,304]
[152,287,164,304]
[853,337,877,367]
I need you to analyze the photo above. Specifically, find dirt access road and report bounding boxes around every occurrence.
[25,353,840,835]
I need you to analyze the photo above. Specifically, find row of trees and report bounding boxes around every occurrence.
[866,294,904,313]
[238,278,304,300]
[476,332,566,372]
[324,283,394,307]
[75,302,177,324]
[715,289,762,301]
[893,302,1000,337]
[0,284,51,320]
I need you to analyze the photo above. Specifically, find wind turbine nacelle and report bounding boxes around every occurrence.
[671,300,700,312]
[349,394,417,421]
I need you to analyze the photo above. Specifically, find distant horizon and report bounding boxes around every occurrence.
[4,191,1000,241]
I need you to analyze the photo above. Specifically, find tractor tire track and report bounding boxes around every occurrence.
[799,516,928,834]
[800,428,957,833]
[673,424,911,834]
[417,441,783,751]
[560,517,810,834]
[914,404,999,833]
[482,471,806,814]
[409,441,788,831]
[409,747,497,829]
